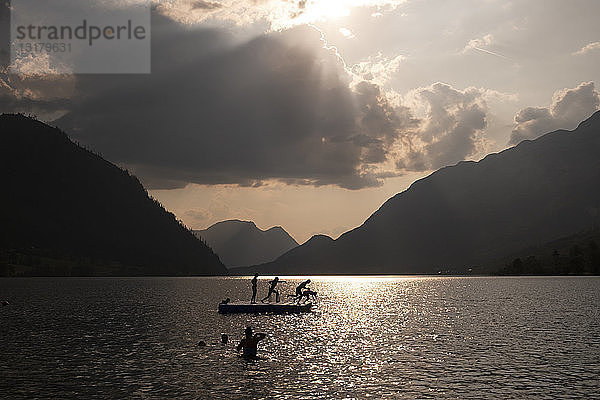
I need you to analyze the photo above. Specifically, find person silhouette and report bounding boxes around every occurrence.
[293,279,311,302]
[237,326,266,358]
[250,273,259,304]
[261,277,286,303]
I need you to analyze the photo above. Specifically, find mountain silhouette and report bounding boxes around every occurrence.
[254,111,600,274]
[229,234,332,275]
[0,114,226,276]
[194,220,298,267]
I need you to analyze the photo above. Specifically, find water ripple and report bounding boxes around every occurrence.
[1,276,599,399]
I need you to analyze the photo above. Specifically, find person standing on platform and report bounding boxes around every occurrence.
[250,273,259,304]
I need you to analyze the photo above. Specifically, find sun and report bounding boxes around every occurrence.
[301,1,353,22]
[268,0,350,30]
[270,0,405,30]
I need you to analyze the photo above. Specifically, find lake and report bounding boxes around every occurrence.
[1,276,599,399]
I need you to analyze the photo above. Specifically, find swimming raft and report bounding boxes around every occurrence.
[218,302,313,314]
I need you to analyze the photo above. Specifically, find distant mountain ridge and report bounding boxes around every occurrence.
[194,220,298,267]
[0,114,226,276]
[254,111,600,274]
[229,233,332,275]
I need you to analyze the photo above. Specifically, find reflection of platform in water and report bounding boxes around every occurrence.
[218,301,312,314]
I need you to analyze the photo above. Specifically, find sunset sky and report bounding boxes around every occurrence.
[2,0,600,242]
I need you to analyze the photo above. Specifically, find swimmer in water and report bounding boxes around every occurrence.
[236,326,266,358]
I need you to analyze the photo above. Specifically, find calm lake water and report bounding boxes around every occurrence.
[0,276,599,399]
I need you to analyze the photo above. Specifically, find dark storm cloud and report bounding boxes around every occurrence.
[0,73,74,118]
[0,90,66,115]
[54,13,406,190]
[1,6,511,188]
[0,0,8,69]
[0,1,75,118]
[509,82,600,145]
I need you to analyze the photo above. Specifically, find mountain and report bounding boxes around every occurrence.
[194,220,298,267]
[0,114,226,276]
[228,234,332,275]
[255,111,600,274]
[495,228,600,275]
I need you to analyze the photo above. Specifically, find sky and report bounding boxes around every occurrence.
[1,0,600,243]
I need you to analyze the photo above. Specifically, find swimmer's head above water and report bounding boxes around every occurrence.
[245,326,253,338]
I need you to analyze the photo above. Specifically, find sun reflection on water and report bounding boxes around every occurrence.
[2,277,598,399]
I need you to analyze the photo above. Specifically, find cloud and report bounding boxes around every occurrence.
[461,33,512,61]
[1,4,538,190]
[0,1,78,118]
[156,0,406,30]
[573,41,600,56]
[191,0,222,10]
[350,52,405,87]
[339,27,355,39]
[509,81,600,145]
[54,15,412,190]
[396,82,490,171]
[182,208,213,226]
[3,11,506,187]
[0,69,75,119]
[0,0,9,69]
[462,34,494,53]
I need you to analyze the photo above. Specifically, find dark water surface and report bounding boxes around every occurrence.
[1,276,599,399]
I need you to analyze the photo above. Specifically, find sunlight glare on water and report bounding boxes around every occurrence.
[1,276,599,399]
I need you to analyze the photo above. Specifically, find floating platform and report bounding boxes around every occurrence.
[218,301,312,314]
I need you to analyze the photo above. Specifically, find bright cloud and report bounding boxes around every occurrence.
[462,34,494,53]
[339,27,355,39]
[156,0,406,30]
[350,52,405,87]
[510,82,600,144]
[573,41,600,56]
[396,83,492,171]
